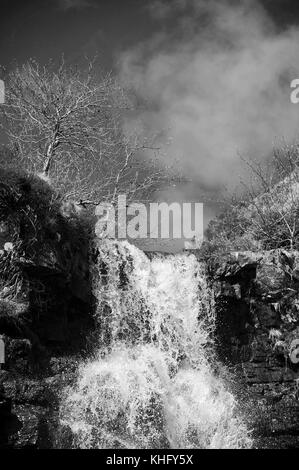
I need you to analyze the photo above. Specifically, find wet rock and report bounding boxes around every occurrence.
[8,405,47,448]
[210,248,299,448]
[0,385,22,449]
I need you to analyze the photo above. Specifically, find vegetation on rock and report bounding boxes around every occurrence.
[201,143,299,260]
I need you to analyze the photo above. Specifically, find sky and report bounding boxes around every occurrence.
[1,0,299,69]
[2,0,299,250]
[0,0,159,70]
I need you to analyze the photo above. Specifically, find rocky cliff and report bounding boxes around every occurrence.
[0,170,94,448]
[210,249,299,448]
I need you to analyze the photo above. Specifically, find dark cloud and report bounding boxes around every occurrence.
[119,0,299,190]
[56,0,96,11]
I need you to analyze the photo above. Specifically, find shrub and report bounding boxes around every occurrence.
[201,143,299,258]
[0,167,92,301]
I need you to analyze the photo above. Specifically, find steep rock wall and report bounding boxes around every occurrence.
[210,249,299,448]
[0,171,94,448]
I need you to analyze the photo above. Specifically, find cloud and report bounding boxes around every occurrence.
[119,0,299,191]
[146,1,174,20]
[56,0,95,11]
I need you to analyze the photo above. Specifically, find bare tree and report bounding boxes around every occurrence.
[239,143,299,250]
[0,59,169,206]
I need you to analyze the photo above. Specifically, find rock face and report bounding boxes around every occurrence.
[0,254,94,448]
[0,171,95,448]
[210,249,299,448]
[0,261,94,449]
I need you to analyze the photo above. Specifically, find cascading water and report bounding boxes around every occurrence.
[60,240,252,449]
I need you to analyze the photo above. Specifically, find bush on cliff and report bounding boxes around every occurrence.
[201,143,299,259]
[0,167,92,303]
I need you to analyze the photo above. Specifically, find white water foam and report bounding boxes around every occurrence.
[60,240,252,449]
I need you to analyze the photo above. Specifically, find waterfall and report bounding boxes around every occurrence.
[59,240,252,449]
